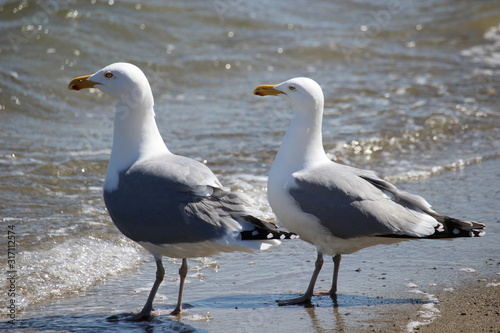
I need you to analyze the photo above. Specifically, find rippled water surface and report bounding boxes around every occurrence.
[1,0,499,331]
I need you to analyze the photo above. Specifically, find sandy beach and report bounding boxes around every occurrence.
[368,277,500,333]
[417,280,499,333]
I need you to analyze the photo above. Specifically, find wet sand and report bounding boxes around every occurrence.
[417,280,500,333]
[363,278,500,333]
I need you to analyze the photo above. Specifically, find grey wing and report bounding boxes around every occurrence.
[356,168,485,237]
[104,153,260,245]
[354,168,434,214]
[289,163,439,239]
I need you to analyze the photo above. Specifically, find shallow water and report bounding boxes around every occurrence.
[1,0,499,331]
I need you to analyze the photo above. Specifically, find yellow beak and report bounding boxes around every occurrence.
[253,84,284,96]
[68,75,100,91]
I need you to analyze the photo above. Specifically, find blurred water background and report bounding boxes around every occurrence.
[1,0,499,331]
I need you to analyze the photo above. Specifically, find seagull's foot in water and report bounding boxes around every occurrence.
[276,294,313,306]
[127,309,155,322]
[277,291,339,307]
[169,306,182,316]
[106,310,154,322]
[110,305,182,321]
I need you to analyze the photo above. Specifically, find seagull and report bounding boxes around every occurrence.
[253,77,486,305]
[68,63,295,320]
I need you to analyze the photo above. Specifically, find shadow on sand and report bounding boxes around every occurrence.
[193,292,423,309]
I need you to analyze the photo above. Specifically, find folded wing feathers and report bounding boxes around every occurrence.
[189,187,298,241]
[359,175,486,238]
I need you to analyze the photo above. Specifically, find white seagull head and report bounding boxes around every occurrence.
[68,62,154,108]
[253,77,324,115]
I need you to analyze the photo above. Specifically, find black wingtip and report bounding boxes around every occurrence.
[240,228,299,241]
[377,216,486,239]
[431,216,486,238]
[240,215,299,240]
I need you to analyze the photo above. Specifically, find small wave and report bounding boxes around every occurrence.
[404,283,440,332]
[1,237,142,314]
[67,149,111,157]
[385,156,484,183]
[461,24,500,66]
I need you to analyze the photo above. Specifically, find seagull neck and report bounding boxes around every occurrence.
[108,102,168,173]
[276,107,327,170]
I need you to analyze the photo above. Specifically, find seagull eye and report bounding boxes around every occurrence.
[288,85,296,91]
[104,72,113,78]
